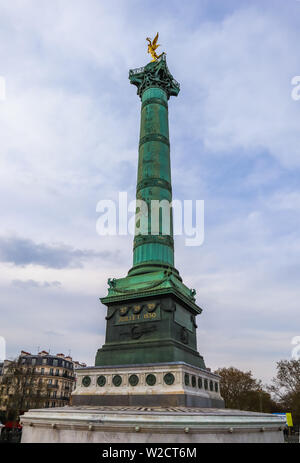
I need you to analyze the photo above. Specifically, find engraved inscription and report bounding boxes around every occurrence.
[115,303,160,325]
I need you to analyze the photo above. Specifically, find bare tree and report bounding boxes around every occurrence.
[268,359,300,426]
[0,358,48,422]
[215,366,280,412]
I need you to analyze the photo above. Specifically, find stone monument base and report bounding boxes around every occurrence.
[20,406,285,443]
[71,362,224,408]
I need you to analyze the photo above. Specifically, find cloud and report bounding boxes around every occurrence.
[267,191,300,212]
[0,0,299,383]
[43,330,64,337]
[0,281,106,366]
[0,236,115,269]
[173,7,300,168]
[12,279,61,289]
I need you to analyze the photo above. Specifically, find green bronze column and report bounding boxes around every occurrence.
[97,53,205,371]
[128,55,180,277]
[74,39,226,409]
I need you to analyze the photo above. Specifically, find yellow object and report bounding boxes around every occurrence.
[146,32,164,62]
[286,413,293,427]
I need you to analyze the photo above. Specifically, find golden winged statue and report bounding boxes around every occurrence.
[146,32,164,62]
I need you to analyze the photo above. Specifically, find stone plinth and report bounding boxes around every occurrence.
[71,362,224,408]
[20,406,285,443]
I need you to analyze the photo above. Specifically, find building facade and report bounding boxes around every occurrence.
[0,351,85,416]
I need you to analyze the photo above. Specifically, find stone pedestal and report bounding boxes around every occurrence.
[72,362,224,408]
[20,406,285,443]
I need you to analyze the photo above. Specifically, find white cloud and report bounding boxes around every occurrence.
[173,7,300,167]
[0,1,299,383]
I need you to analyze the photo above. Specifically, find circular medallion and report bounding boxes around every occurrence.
[133,304,142,314]
[198,377,203,389]
[146,303,157,313]
[146,374,156,386]
[184,373,190,386]
[129,374,139,387]
[82,376,91,387]
[191,376,196,387]
[163,373,175,385]
[119,306,129,316]
[97,375,106,387]
[112,375,122,387]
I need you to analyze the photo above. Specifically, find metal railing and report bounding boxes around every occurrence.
[0,427,22,443]
[129,54,166,76]
[129,54,180,90]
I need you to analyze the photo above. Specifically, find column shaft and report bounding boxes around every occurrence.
[132,86,174,272]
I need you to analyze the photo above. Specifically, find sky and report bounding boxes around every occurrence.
[0,0,299,385]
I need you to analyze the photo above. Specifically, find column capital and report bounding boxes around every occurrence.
[129,55,180,100]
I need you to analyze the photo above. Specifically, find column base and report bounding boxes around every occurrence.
[20,406,286,443]
[71,362,224,408]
